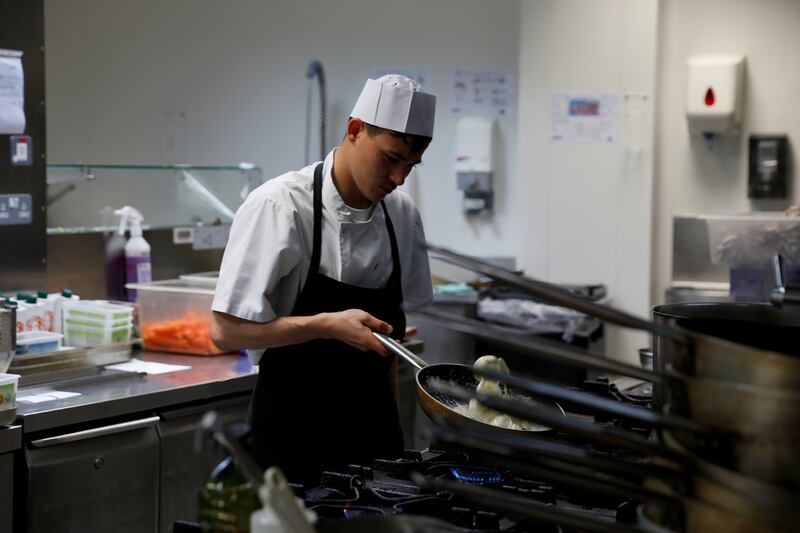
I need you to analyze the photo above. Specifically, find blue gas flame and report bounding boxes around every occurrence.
[450,468,504,485]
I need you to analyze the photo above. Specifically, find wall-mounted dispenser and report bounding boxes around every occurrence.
[749,135,789,199]
[455,117,494,214]
[685,55,745,140]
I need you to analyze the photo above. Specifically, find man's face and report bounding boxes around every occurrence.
[350,124,428,204]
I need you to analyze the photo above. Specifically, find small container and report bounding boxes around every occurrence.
[178,271,219,286]
[62,300,134,325]
[127,279,225,355]
[16,331,64,355]
[0,373,20,413]
[705,213,800,267]
[23,296,46,332]
[63,321,132,347]
[638,348,654,370]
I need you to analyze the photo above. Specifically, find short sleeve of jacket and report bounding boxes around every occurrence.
[212,191,302,322]
[402,208,433,312]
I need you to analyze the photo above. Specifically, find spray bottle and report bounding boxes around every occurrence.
[105,206,128,301]
[114,206,151,301]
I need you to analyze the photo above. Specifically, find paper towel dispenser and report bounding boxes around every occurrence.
[685,55,745,136]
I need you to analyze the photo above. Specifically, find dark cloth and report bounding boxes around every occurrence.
[250,163,406,487]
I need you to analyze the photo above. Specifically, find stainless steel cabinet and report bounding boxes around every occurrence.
[23,417,160,533]
[157,395,250,532]
[0,425,21,533]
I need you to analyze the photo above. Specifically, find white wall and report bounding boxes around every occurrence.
[653,0,800,303]
[517,0,659,363]
[45,0,662,364]
[44,0,520,237]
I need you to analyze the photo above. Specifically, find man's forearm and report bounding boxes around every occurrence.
[210,311,327,351]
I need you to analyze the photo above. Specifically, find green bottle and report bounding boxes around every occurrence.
[197,456,260,532]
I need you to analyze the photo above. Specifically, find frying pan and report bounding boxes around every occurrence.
[373,332,565,434]
[427,243,800,390]
[427,381,800,531]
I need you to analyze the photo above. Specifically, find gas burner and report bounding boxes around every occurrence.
[307,447,624,532]
[448,467,504,485]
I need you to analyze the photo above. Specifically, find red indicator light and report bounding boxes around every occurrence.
[704,87,715,106]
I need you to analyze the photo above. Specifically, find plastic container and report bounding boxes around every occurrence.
[63,321,132,347]
[23,295,46,332]
[126,279,225,355]
[0,373,19,413]
[15,331,64,355]
[61,300,134,347]
[705,213,800,301]
[49,289,80,334]
[35,290,56,332]
[178,271,219,286]
[62,300,134,325]
[705,213,800,267]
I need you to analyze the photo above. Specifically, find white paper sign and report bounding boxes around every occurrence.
[0,49,25,134]
[550,93,620,143]
[451,69,514,116]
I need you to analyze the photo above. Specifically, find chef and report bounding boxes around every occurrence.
[210,74,436,486]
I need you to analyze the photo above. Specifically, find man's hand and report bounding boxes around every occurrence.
[317,309,393,356]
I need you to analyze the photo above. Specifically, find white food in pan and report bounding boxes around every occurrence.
[467,355,543,431]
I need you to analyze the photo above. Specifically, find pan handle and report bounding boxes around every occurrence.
[426,243,686,343]
[430,378,686,464]
[431,421,684,490]
[410,472,647,533]
[373,332,428,370]
[470,366,709,435]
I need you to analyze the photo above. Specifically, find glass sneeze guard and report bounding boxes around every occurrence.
[46,163,263,233]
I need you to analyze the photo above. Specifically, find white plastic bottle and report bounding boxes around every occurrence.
[49,289,79,334]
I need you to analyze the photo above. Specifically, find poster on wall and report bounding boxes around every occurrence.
[550,93,620,143]
[451,68,514,116]
[0,49,26,135]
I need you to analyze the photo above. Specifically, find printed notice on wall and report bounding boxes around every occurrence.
[0,49,25,135]
[451,69,514,116]
[550,93,620,143]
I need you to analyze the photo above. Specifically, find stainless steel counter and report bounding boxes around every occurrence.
[16,351,257,433]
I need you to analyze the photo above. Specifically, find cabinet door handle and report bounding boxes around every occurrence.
[30,416,160,448]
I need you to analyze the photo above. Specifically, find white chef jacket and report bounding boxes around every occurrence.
[212,149,433,363]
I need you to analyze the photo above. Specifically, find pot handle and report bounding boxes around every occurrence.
[373,331,428,370]
[431,424,680,506]
[429,378,686,464]
[415,306,666,384]
[470,365,710,435]
[411,472,648,533]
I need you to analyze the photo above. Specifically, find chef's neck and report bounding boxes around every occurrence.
[331,147,373,210]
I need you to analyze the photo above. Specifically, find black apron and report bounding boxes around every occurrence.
[250,163,406,487]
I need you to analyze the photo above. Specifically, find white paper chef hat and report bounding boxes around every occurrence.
[350,74,436,138]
